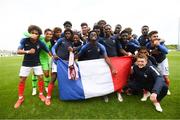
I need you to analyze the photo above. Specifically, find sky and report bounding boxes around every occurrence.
[0,0,180,50]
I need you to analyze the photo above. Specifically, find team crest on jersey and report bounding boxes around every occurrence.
[25,44,29,47]
[87,49,92,53]
[144,74,147,78]
[97,48,100,52]
[37,45,40,49]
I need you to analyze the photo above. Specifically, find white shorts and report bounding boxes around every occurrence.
[19,66,43,77]
[51,61,57,73]
[157,58,169,75]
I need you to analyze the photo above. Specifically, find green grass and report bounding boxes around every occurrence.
[0,51,180,119]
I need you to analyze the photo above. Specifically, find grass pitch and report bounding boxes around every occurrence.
[0,51,180,119]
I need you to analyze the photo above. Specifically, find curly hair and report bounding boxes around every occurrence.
[28,25,42,35]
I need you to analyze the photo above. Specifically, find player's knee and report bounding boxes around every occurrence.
[50,74,57,83]
[44,72,49,78]
[19,77,26,83]
[37,75,44,80]
[163,75,168,79]
[50,79,56,84]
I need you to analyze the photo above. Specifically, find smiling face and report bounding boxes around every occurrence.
[104,25,112,37]
[73,34,80,43]
[114,25,122,34]
[120,32,128,42]
[81,25,89,35]
[136,57,147,68]
[45,31,53,41]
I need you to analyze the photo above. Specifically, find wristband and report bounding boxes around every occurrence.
[25,51,29,54]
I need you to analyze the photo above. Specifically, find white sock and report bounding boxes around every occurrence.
[117,93,123,102]
[19,96,23,99]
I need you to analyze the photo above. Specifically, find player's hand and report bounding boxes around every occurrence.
[30,34,38,40]
[127,52,132,56]
[28,48,35,54]
[48,52,52,57]
[111,68,118,75]
[69,65,74,69]
[53,55,59,60]
[68,47,73,52]
[153,39,160,46]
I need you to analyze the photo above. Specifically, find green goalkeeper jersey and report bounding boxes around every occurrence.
[39,38,51,64]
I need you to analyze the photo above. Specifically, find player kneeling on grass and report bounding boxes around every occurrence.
[127,54,168,112]
[14,25,52,109]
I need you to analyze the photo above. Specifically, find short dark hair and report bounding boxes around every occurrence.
[124,27,132,35]
[136,53,148,60]
[115,24,122,28]
[44,28,53,34]
[28,25,42,35]
[148,30,158,38]
[63,21,72,26]
[64,29,73,35]
[104,24,111,28]
[138,46,149,53]
[73,31,81,38]
[97,20,106,25]
[120,30,129,36]
[132,34,138,39]
[142,25,149,28]
[88,30,97,38]
[93,25,100,30]
[81,22,88,27]
[53,27,62,33]
[64,29,74,40]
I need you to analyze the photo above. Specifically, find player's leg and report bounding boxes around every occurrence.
[45,61,57,106]
[44,70,50,93]
[33,66,46,102]
[158,58,171,95]
[150,84,168,112]
[31,73,38,95]
[14,66,31,108]
[41,61,50,93]
[117,89,123,102]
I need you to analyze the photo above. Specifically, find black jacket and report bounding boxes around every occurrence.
[132,64,167,94]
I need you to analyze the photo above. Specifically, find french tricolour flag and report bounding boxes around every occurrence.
[56,57,132,100]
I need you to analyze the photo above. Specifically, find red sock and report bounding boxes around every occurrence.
[18,82,25,97]
[47,83,54,97]
[38,81,44,94]
[164,76,170,86]
[117,88,122,93]
[143,89,147,94]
